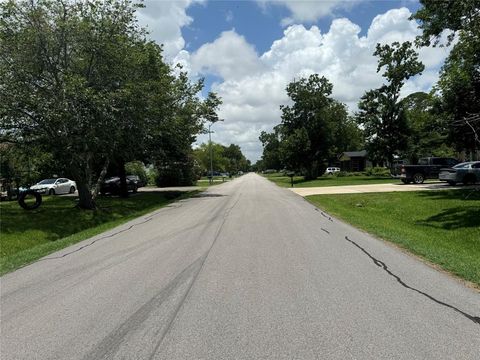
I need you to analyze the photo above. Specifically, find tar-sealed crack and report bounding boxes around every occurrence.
[38,218,155,261]
[344,236,480,325]
[314,208,333,222]
[321,228,330,234]
[36,201,190,263]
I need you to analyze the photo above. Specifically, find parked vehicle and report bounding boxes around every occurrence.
[100,176,138,195]
[126,175,146,188]
[30,178,77,195]
[391,157,458,184]
[439,161,480,185]
[325,167,341,175]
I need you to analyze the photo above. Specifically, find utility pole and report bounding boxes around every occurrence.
[208,120,223,184]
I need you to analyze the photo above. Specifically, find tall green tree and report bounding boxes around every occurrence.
[259,130,282,170]
[276,74,346,179]
[413,0,480,158]
[357,41,424,165]
[0,0,215,206]
[401,92,454,162]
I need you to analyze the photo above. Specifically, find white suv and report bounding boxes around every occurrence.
[325,167,341,175]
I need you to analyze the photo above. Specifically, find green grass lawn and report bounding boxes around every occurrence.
[263,172,397,188]
[0,191,197,275]
[307,189,480,286]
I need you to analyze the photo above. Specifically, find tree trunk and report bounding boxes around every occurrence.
[92,159,110,202]
[118,159,128,198]
[77,181,96,210]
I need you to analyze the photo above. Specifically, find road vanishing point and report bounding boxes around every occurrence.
[1,173,479,359]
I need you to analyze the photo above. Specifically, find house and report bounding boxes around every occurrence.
[339,150,370,172]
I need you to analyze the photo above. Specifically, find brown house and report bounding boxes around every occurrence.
[339,150,369,172]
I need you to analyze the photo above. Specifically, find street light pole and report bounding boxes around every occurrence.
[209,122,213,185]
[208,120,223,185]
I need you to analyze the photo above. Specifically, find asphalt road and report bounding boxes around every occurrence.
[1,173,479,359]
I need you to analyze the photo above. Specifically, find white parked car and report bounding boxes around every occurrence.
[325,167,341,175]
[30,178,77,195]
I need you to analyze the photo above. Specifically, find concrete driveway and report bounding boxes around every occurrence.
[290,181,475,196]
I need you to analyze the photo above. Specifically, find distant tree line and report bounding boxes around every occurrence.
[193,142,250,176]
[0,0,221,209]
[257,0,479,177]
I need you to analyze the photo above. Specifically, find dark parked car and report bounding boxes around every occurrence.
[439,161,480,185]
[100,176,138,195]
[391,157,458,184]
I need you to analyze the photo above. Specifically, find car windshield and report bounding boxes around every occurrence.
[453,163,471,169]
[37,179,57,185]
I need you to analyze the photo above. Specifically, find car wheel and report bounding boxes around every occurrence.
[412,173,424,184]
[48,189,55,195]
[69,186,76,194]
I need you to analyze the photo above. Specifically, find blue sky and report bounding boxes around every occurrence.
[137,0,451,161]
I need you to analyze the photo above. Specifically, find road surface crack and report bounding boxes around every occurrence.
[39,218,154,261]
[344,236,480,325]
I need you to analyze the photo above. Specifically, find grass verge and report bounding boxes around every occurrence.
[263,172,397,188]
[307,189,480,287]
[0,191,198,275]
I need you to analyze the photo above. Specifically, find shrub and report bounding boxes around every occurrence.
[364,166,390,177]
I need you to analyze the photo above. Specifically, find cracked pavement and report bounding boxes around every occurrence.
[1,173,479,359]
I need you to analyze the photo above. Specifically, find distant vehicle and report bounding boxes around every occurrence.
[30,178,76,195]
[325,167,341,175]
[262,169,277,174]
[391,157,458,184]
[100,176,138,195]
[127,175,146,188]
[238,171,244,176]
[439,161,480,185]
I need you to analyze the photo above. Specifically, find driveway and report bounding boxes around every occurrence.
[1,174,479,359]
[290,181,475,196]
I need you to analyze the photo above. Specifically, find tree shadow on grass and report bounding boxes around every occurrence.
[416,206,480,230]
[416,188,480,201]
[414,189,480,230]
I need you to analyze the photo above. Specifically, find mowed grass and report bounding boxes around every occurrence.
[0,191,197,275]
[307,189,480,286]
[263,172,397,188]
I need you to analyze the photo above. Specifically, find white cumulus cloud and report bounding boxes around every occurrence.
[136,0,200,59]
[259,0,362,26]
[182,8,455,161]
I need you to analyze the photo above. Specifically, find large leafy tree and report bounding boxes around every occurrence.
[0,0,215,207]
[412,0,479,46]
[276,74,346,179]
[413,0,480,158]
[357,42,424,165]
[259,130,282,171]
[0,0,148,208]
[401,92,454,162]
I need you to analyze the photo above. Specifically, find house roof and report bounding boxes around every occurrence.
[342,150,367,158]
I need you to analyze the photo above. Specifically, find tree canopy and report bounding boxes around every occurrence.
[0,0,220,208]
